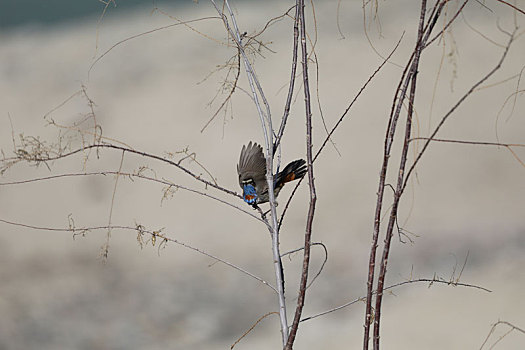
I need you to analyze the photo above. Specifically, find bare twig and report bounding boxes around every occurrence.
[231,312,279,349]
[363,3,516,349]
[100,150,125,261]
[89,16,222,77]
[479,320,525,349]
[402,31,515,193]
[300,276,491,324]
[278,33,404,230]
[424,0,469,49]
[409,137,525,167]
[0,171,266,225]
[373,3,426,346]
[0,217,277,293]
[15,143,239,197]
[209,0,288,344]
[285,0,317,347]
[94,0,116,56]
[494,0,525,16]
[281,242,328,292]
[200,52,241,133]
[273,2,300,154]
[365,2,427,349]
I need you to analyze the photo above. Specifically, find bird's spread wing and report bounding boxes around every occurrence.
[237,141,266,187]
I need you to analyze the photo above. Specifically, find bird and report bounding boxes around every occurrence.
[237,141,307,205]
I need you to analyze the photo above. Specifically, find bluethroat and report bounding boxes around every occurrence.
[237,141,307,205]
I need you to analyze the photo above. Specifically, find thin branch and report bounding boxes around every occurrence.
[209,1,288,344]
[402,31,515,193]
[251,5,297,40]
[285,0,317,347]
[313,50,341,156]
[365,2,427,348]
[15,143,239,197]
[494,0,525,16]
[411,137,525,167]
[410,137,525,146]
[373,3,426,346]
[0,218,277,293]
[89,16,222,77]
[281,242,328,293]
[273,2,300,153]
[479,320,525,349]
[363,31,414,350]
[278,33,404,230]
[301,276,491,324]
[231,312,279,349]
[200,51,241,133]
[408,137,525,148]
[314,34,404,163]
[94,0,116,56]
[361,0,403,68]
[101,150,125,261]
[0,171,266,225]
[424,0,469,49]
[461,12,505,48]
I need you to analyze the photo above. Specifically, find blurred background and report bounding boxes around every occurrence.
[1,0,524,349]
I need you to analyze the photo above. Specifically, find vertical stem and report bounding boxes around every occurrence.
[371,2,426,349]
[209,1,289,344]
[285,0,317,348]
[274,3,300,153]
[363,2,427,348]
[362,39,411,350]
[268,162,289,346]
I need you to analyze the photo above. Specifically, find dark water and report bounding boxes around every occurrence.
[0,0,177,30]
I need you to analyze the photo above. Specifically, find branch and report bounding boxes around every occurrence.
[281,242,328,293]
[10,143,239,197]
[278,33,404,230]
[209,0,289,344]
[424,0,469,49]
[0,171,266,225]
[101,150,125,260]
[273,3,300,153]
[373,2,427,348]
[200,52,241,133]
[364,4,516,349]
[231,312,279,349]
[300,276,491,324]
[402,31,515,193]
[480,320,525,349]
[365,2,427,349]
[494,0,525,16]
[89,16,222,77]
[0,218,277,293]
[285,0,317,347]
[409,137,525,167]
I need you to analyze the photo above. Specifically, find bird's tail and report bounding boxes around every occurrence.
[275,159,307,189]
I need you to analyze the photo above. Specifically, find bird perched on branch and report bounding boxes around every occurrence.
[237,141,307,205]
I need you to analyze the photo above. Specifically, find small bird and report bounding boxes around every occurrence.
[237,141,307,205]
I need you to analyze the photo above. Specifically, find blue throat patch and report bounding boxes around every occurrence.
[243,184,257,204]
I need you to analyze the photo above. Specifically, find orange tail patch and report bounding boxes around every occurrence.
[284,173,296,182]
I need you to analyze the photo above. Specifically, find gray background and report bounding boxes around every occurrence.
[1,0,524,349]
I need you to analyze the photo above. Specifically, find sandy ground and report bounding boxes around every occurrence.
[1,1,524,349]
